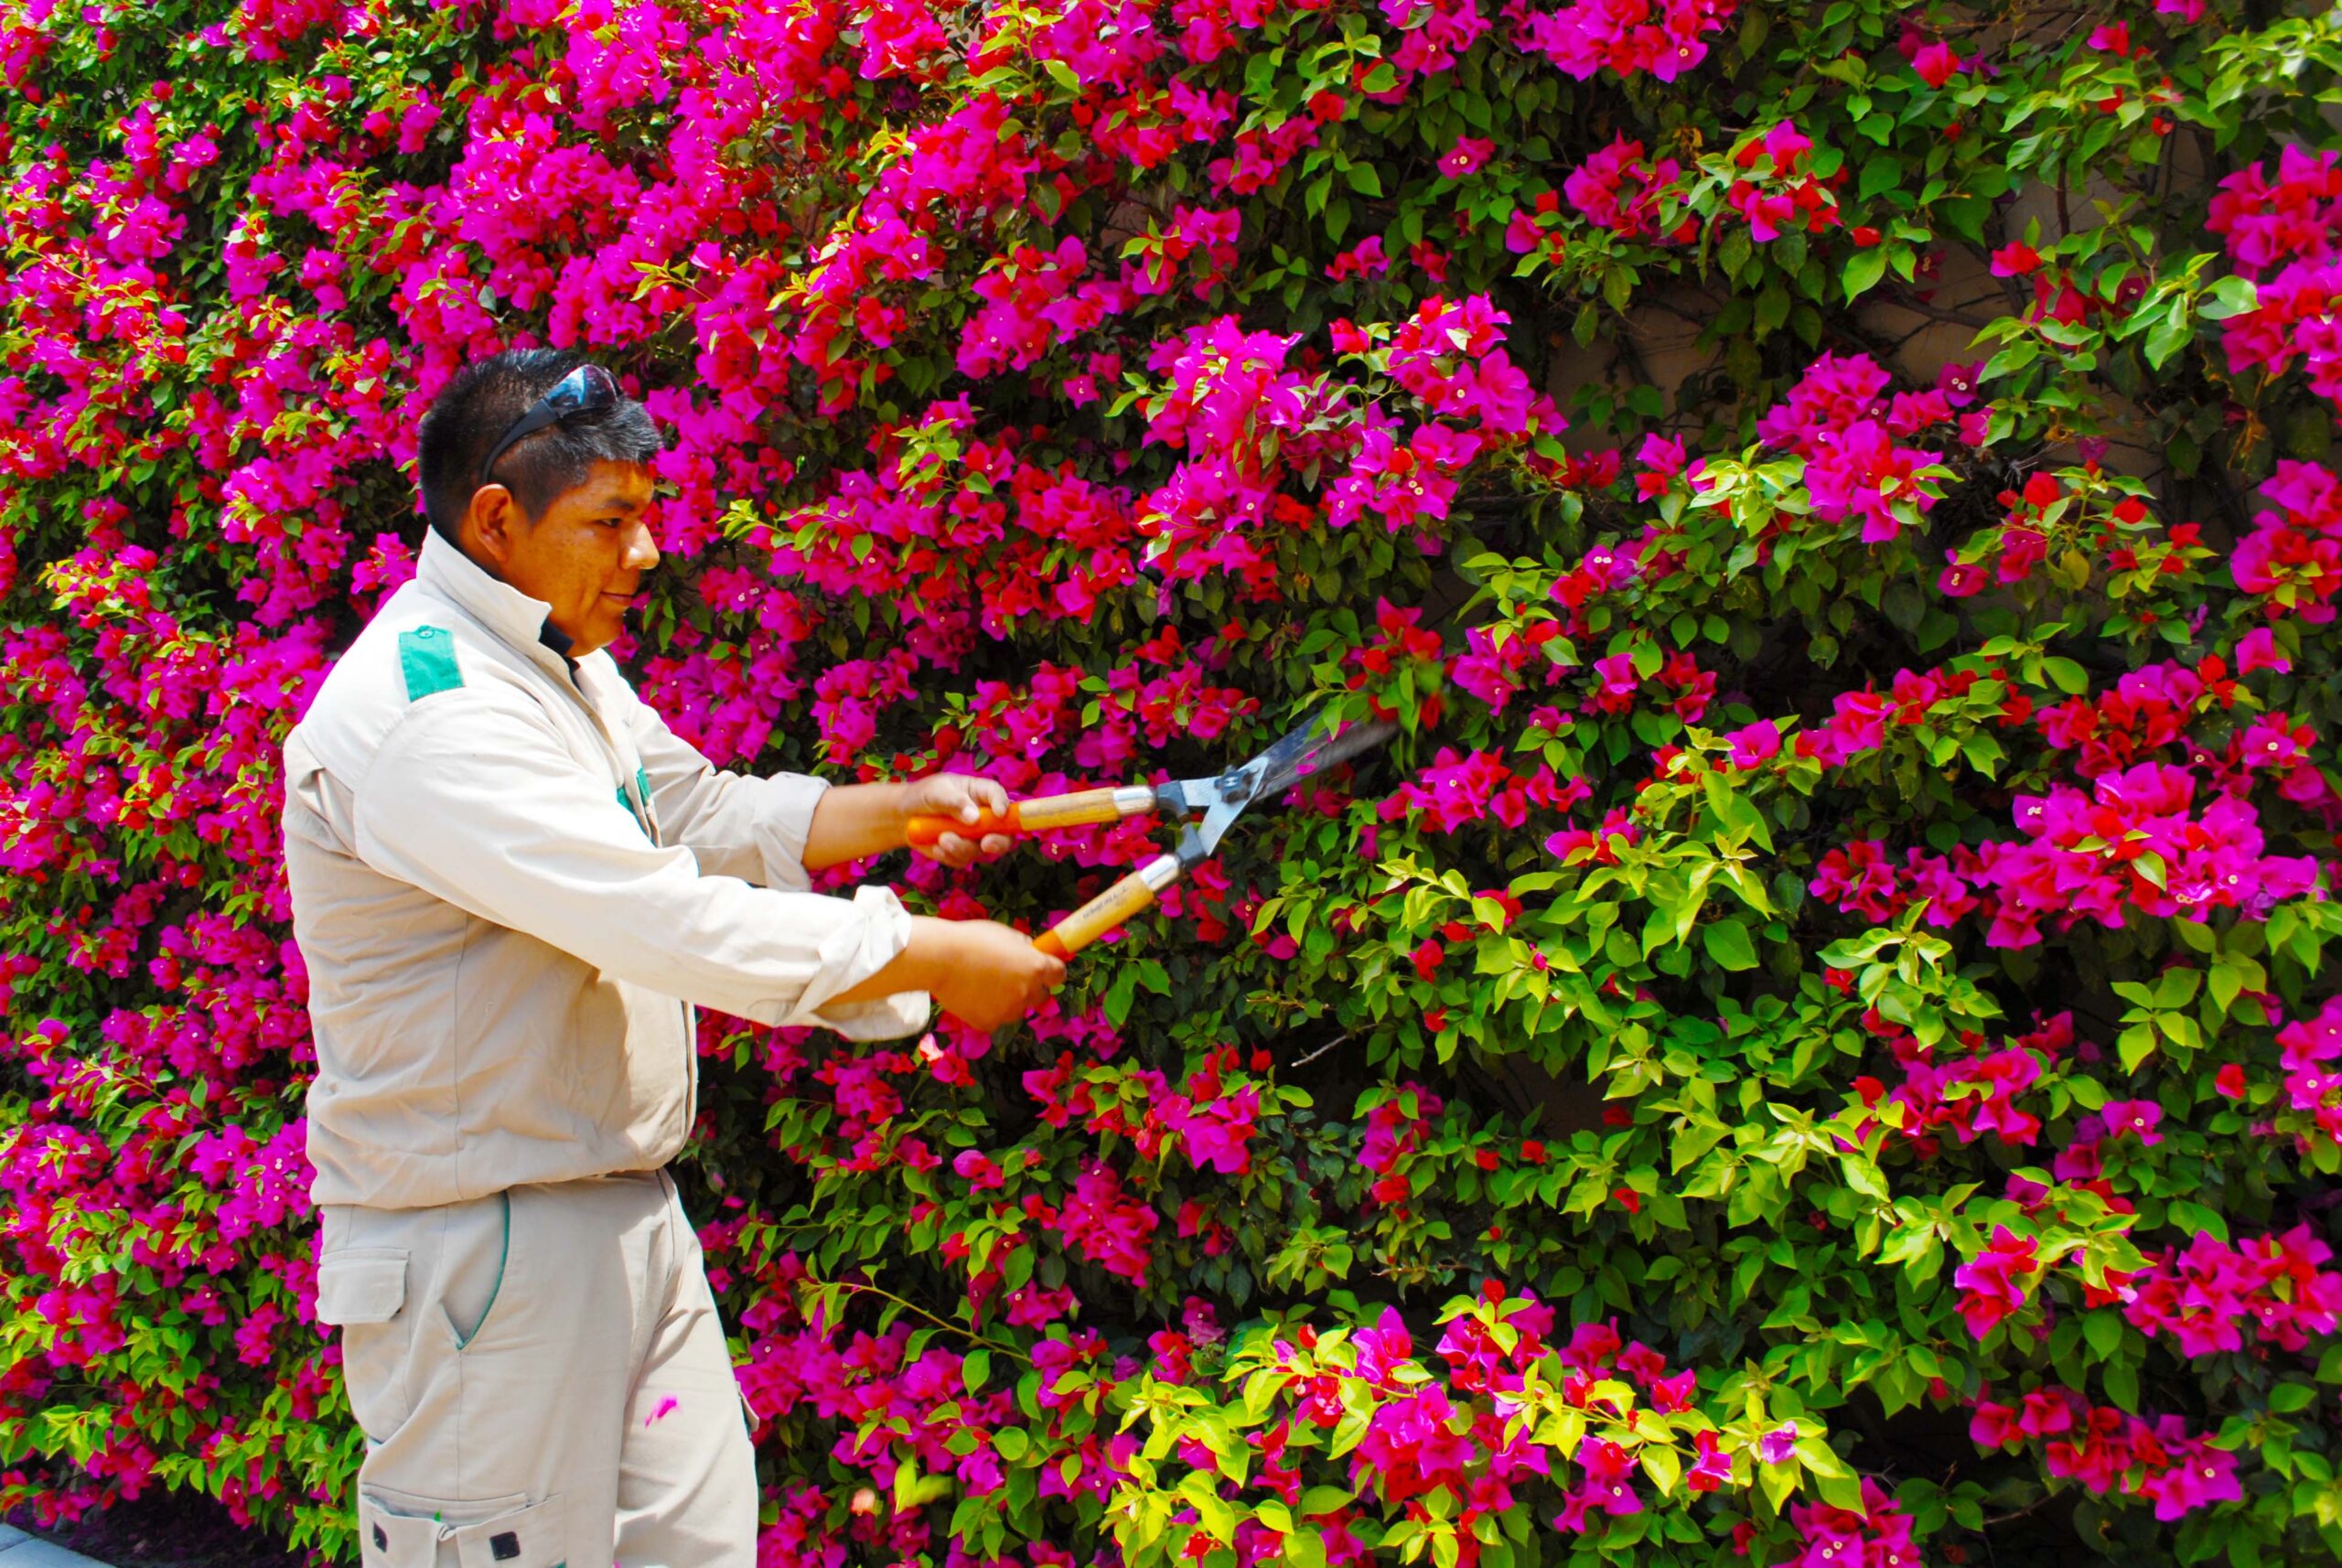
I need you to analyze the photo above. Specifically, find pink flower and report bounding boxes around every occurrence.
[1954,1226,2040,1338]
[1326,235,1391,282]
[2236,627,2292,673]
[1724,719,1782,769]
[2100,1099,2164,1144]
[1438,135,1496,178]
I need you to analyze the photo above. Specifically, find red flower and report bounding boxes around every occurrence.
[1992,242,2042,276]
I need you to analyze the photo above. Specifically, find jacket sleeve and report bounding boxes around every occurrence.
[622,686,829,893]
[349,686,929,1040]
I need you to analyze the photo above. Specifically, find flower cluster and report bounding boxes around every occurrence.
[2122,1226,2342,1356]
[2231,459,2342,622]
[2208,145,2342,414]
[1509,0,1740,83]
[1381,747,1589,833]
[1563,134,1690,241]
[1812,763,2321,947]
[1756,350,1953,542]
[1971,1389,2242,1520]
[1853,1013,2074,1154]
[1722,121,1845,245]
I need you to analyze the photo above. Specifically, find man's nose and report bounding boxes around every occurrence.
[622,518,660,572]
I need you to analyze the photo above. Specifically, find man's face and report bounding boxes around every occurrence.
[461,458,659,657]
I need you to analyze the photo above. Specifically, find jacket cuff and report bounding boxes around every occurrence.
[783,885,931,1040]
[752,772,832,892]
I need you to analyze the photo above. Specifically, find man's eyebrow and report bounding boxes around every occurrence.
[590,493,646,513]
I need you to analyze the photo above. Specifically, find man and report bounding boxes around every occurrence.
[280,349,1064,1568]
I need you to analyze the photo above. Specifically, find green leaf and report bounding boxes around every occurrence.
[2198,275,2259,320]
[2041,657,2090,695]
[1842,248,1887,302]
[1299,1486,1354,1516]
[2104,1359,2140,1413]
[2082,1311,2123,1359]
[2143,309,2195,371]
[2169,1199,2228,1242]
[1704,918,1758,972]
[963,1348,992,1392]
[1042,58,1082,91]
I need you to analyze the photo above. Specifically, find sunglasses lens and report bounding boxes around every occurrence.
[544,364,618,415]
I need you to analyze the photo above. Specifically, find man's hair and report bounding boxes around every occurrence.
[415,349,663,544]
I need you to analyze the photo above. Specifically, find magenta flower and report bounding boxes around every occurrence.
[1686,1430,1733,1492]
[1723,719,1782,770]
[1438,135,1496,177]
[1953,1226,2040,1338]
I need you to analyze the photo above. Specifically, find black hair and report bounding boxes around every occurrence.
[415,349,663,545]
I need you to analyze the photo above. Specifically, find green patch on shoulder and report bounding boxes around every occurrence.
[397,626,464,702]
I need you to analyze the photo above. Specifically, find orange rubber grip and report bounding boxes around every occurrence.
[907,805,1020,847]
[1034,870,1162,961]
[906,788,1136,847]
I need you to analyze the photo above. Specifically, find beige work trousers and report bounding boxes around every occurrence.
[315,1168,757,1568]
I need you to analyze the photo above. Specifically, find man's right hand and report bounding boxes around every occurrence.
[832,915,1067,1031]
[928,918,1068,1031]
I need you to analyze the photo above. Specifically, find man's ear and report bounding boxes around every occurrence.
[459,483,528,574]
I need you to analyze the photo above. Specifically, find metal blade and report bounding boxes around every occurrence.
[1249,712,1399,800]
[1189,710,1397,859]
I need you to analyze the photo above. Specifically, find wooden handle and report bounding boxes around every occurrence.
[906,788,1141,848]
[1035,869,1165,961]
[1015,788,1139,831]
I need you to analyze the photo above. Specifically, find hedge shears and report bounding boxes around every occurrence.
[908,710,1397,961]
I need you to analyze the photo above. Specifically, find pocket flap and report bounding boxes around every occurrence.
[450,1492,567,1568]
[317,1249,408,1326]
[360,1487,537,1568]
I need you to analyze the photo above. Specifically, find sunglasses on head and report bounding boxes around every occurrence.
[477,363,620,489]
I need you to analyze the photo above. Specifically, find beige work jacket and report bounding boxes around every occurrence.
[282,530,926,1211]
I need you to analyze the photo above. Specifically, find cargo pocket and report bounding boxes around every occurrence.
[317,1249,412,1443]
[360,1485,572,1568]
[439,1189,512,1352]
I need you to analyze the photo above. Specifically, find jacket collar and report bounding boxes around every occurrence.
[415,529,582,674]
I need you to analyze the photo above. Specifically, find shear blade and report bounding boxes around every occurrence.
[1189,710,1396,859]
[1249,712,1399,800]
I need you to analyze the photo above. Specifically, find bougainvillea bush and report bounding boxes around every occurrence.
[5,0,2342,1561]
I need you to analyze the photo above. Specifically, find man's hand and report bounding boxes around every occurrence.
[827,915,1066,1031]
[900,773,1016,870]
[927,919,1067,1031]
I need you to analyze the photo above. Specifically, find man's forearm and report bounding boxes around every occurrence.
[801,781,911,871]
[826,914,952,1004]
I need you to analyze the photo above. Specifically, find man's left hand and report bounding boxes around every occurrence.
[902,774,1016,869]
